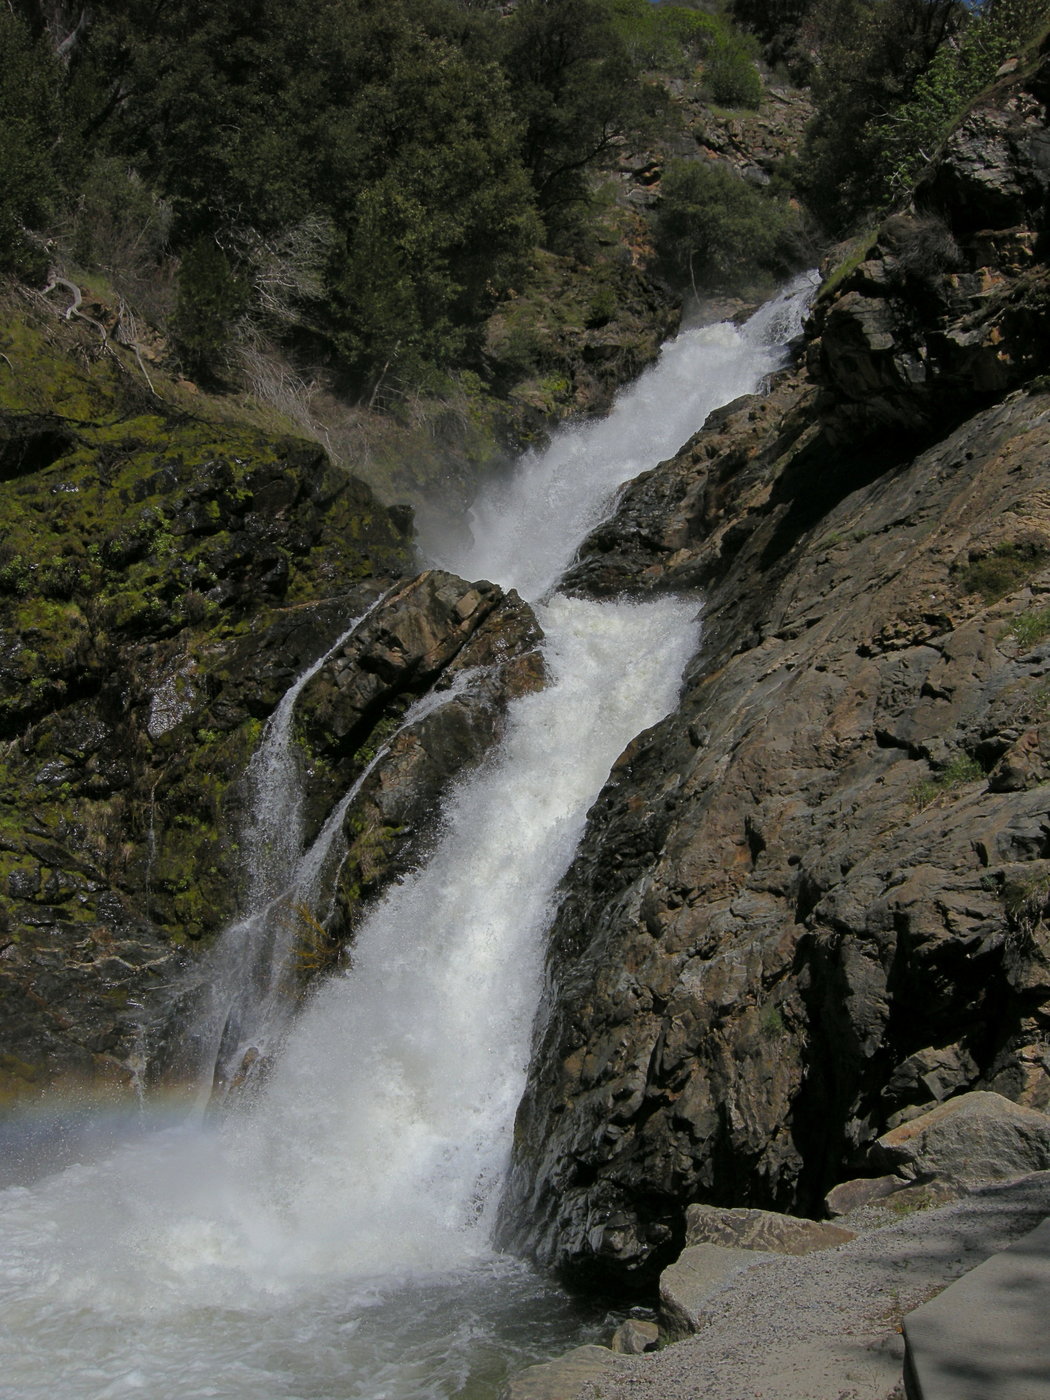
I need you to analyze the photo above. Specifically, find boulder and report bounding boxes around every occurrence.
[685,1204,855,1254]
[882,1044,980,1113]
[872,1092,1050,1186]
[824,1175,910,1218]
[609,1319,659,1354]
[659,1243,770,1340]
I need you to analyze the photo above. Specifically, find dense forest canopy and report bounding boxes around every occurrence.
[1,0,1045,402]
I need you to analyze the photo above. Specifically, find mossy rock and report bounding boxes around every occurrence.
[0,299,416,1093]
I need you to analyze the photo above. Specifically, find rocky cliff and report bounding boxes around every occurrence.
[499,37,1050,1290]
[0,304,545,1100]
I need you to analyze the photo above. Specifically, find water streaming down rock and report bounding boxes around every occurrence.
[423,273,815,600]
[174,597,387,1101]
[0,277,815,1400]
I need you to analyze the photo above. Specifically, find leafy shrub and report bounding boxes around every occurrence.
[68,157,172,277]
[704,31,763,107]
[873,0,1050,200]
[957,541,1050,603]
[799,0,1049,230]
[610,0,720,74]
[501,0,656,242]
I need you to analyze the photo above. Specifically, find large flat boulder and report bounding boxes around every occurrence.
[500,1345,625,1400]
[659,1243,771,1340]
[685,1203,855,1253]
[904,1216,1050,1400]
[872,1092,1050,1186]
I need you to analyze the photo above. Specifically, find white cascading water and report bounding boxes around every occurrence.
[0,274,816,1400]
[185,597,385,1099]
[193,631,477,1104]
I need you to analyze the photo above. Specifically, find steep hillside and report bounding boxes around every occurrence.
[499,34,1050,1289]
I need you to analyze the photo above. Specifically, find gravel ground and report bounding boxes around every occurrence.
[581,1173,1050,1400]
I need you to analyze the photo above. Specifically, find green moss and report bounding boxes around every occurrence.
[350,712,402,769]
[0,299,416,975]
[758,1004,785,1039]
[816,231,880,306]
[0,313,126,423]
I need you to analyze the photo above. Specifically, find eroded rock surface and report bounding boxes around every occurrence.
[685,1204,855,1254]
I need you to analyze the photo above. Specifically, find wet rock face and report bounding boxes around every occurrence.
[291,569,546,957]
[507,381,1050,1289]
[0,392,410,1099]
[502,53,1050,1291]
[0,558,544,1096]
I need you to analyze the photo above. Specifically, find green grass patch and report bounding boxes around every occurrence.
[1003,866,1050,933]
[911,753,984,810]
[1010,606,1050,650]
[956,541,1050,603]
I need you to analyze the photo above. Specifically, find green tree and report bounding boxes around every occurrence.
[654,158,800,292]
[323,30,540,392]
[873,0,1050,199]
[172,237,247,381]
[500,0,657,239]
[0,8,61,275]
[703,27,763,107]
[797,0,966,229]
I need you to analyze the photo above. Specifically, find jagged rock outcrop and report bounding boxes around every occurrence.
[288,569,545,957]
[812,66,1050,449]
[499,40,1050,1290]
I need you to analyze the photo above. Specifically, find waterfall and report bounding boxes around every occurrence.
[0,274,816,1400]
[423,273,814,599]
